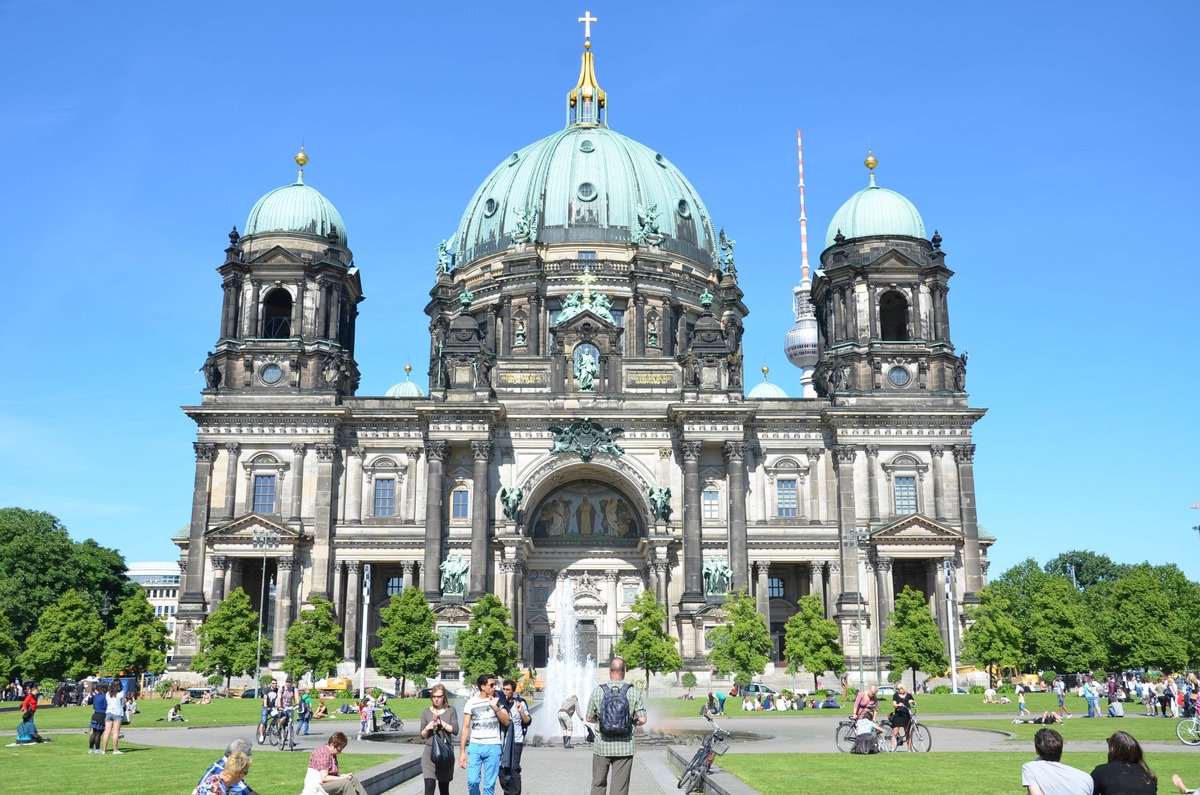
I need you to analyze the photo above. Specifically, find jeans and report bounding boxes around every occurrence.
[1086,697,1097,718]
[467,742,502,795]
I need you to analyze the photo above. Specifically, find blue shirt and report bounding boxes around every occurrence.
[92,692,107,713]
[199,757,251,795]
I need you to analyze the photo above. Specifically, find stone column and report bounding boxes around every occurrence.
[825,561,839,619]
[653,561,668,605]
[245,280,261,338]
[469,441,493,598]
[343,562,360,660]
[347,447,365,524]
[875,556,894,640]
[865,445,880,522]
[604,570,619,639]
[423,441,448,599]
[220,281,234,338]
[753,447,768,524]
[332,561,344,619]
[754,563,770,618]
[527,293,541,356]
[405,446,421,523]
[294,280,305,337]
[930,445,946,520]
[681,442,703,601]
[401,561,415,591]
[832,445,859,600]
[724,441,749,591]
[806,448,822,525]
[289,444,305,522]
[272,557,295,659]
[221,443,240,520]
[811,562,827,618]
[181,443,217,611]
[953,444,983,599]
[310,444,338,598]
[210,556,228,610]
[499,297,512,357]
[633,294,646,357]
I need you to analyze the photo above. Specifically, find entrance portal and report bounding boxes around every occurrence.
[578,621,598,663]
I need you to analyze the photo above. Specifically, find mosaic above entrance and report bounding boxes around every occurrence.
[531,481,642,544]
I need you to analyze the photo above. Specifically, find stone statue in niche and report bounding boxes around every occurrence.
[500,487,524,521]
[703,556,733,596]
[576,349,599,391]
[648,487,672,522]
[514,319,526,346]
[647,317,658,347]
[953,351,968,391]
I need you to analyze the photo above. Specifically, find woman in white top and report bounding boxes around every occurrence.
[102,681,126,754]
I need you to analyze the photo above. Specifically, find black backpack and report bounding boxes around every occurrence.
[599,683,633,737]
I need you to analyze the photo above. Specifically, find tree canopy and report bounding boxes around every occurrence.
[960,586,1023,685]
[1044,550,1130,592]
[706,590,772,688]
[455,594,519,682]
[881,586,948,692]
[283,595,343,683]
[782,593,845,688]
[18,590,106,681]
[192,587,269,687]
[613,590,682,693]
[373,587,439,696]
[1026,577,1103,673]
[101,588,171,678]
[1094,565,1189,672]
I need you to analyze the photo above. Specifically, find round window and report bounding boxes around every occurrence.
[887,366,911,387]
[677,199,691,218]
[484,198,498,217]
[655,153,668,167]
[577,182,597,202]
[261,363,284,385]
[579,139,595,153]
[507,153,519,167]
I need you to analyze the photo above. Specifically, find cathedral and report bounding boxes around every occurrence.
[172,26,992,678]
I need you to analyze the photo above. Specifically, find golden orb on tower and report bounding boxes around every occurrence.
[864,150,878,171]
[295,147,309,167]
[762,365,770,376]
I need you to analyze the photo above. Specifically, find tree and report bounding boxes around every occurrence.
[0,508,131,644]
[283,595,343,684]
[101,589,171,680]
[613,590,682,693]
[782,593,846,689]
[880,586,948,692]
[1026,577,1102,673]
[1044,550,1130,592]
[373,587,438,697]
[18,590,105,681]
[0,613,18,683]
[706,590,772,688]
[990,558,1056,666]
[960,586,1023,686]
[454,594,519,682]
[192,588,269,688]
[1095,565,1188,672]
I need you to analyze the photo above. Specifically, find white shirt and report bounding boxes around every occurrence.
[463,695,503,745]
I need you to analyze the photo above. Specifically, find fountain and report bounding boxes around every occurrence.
[528,577,596,744]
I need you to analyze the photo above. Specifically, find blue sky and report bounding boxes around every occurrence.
[2,0,1197,580]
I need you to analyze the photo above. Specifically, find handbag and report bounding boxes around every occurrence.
[430,727,453,768]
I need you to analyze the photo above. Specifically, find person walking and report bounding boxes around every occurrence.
[419,684,459,795]
[20,684,38,715]
[558,694,580,748]
[101,680,126,754]
[584,657,648,795]
[1021,728,1094,795]
[499,679,531,795]
[459,674,510,795]
[1056,677,1071,718]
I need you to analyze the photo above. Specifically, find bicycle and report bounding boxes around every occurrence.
[1177,716,1200,746]
[885,710,932,752]
[678,715,733,792]
[257,708,281,746]
[836,715,894,754]
[258,708,296,750]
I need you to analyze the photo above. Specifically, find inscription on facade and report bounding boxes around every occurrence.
[627,371,678,388]
[499,372,548,386]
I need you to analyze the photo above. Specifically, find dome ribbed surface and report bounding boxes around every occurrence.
[385,380,425,398]
[245,182,347,245]
[824,184,925,249]
[748,380,789,399]
[454,126,717,266]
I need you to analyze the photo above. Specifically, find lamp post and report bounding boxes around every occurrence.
[359,564,371,699]
[944,559,959,694]
[253,528,280,688]
[854,528,871,691]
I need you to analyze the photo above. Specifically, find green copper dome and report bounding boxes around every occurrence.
[824,179,925,249]
[453,125,718,266]
[245,182,347,245]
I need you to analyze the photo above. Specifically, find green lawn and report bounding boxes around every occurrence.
[650,691,1092,719]
[0,731,396,795]
[716,752,1200,795]
[929,716,1188,743]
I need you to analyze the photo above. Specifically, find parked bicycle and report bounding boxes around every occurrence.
[836,716,895,753]
[1177,715,1200,746]
[678,715,733,792]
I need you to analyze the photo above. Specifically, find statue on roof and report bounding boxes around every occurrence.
[512,207,538,244]
[436,240,454,275]
[633,203,662,245]
[718,228,737,276]
[202,352,222,390]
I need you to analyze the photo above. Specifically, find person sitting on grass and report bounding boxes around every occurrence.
[168,703,187,723]
[195,750,252,795]
[201,691,213,705]
[1020,727,1093,795]
[1090,731,1155,795]
[199,739,258,795]
[16,709,51,744]
[313,700,329,720]
[1013,711,1064,726]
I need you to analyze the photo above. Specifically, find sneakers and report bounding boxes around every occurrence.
[112,750,123,755]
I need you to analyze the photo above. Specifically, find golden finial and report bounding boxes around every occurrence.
[762,364,769,375]
[864,149,878,187]
[295,146,308,183]
[404,362,412,375]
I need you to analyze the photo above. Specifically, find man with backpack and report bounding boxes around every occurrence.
[584,657,647,795]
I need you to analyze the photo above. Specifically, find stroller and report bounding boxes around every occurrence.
[379,708,403,731]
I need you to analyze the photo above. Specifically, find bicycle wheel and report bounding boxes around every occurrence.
[281,721,293,751]
[1177,718,1200,746]
[678,748,706,790]
[910,723,932,752]
[882,731,897,752]
[267,722,280,747]
[835,722,856,753]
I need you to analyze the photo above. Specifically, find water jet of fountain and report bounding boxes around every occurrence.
[529,577,596,745]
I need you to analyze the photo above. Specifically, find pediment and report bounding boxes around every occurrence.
[207,513,306,543]
[557,309,617,332]
[247,245,306,266]
[866,249,924,271]
[871,513,962,543]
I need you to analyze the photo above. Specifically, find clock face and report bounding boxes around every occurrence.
[888,366,911,387]
[261,364,283,385]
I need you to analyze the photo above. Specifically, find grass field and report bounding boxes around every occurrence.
[929,715,1190,743]
[649,691,1097,719]
[716,752,1200,795]
[0,731,396,795]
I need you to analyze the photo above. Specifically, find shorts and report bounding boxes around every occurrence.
[558,711,573,733]
[1057,693,1065,706]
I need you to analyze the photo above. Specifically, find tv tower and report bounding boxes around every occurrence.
[783,130,820,396]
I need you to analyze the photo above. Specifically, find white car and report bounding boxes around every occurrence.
[738,683,781,699]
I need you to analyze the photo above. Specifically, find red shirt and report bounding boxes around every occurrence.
[308,744,338,776]
[21,693,37,713]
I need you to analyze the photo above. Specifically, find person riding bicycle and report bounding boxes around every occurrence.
[260,679,280,738]
[891,685,916,750]
[277,678,298,736]
[853,685,879,721]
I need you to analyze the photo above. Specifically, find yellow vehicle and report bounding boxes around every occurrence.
[313,676,353,696]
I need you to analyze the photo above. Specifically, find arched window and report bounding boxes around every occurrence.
[262,289,293,339]
[879,291,909,341]
[882,454,926,516]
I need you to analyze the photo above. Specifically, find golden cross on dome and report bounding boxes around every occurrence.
[578,10,597,41]
[579,265,596,299]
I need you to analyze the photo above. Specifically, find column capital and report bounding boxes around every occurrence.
[425,440,449,462]
[930,444,945,457]
[805,446,824,462]
[875,555,893,572]
[211,555,229,570]
[291,442,306,456]
[194,442,217,462]
[401,561,416,575]
[981,559,991,575]
[681,441,702,461]
[471,440,494,461]
[723,441,747,462]
[864,444,880,458]
[278,557,297,572]
[346,560,361,574]
[225,442,241,455]
[349,446,366,459]
[405,446,422,461]
[827,560,840,575]
[952,443,976,463]
[658,447,673,460]
[315,443,338,462]
[604,569,619,582]
[832,444,856,466]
